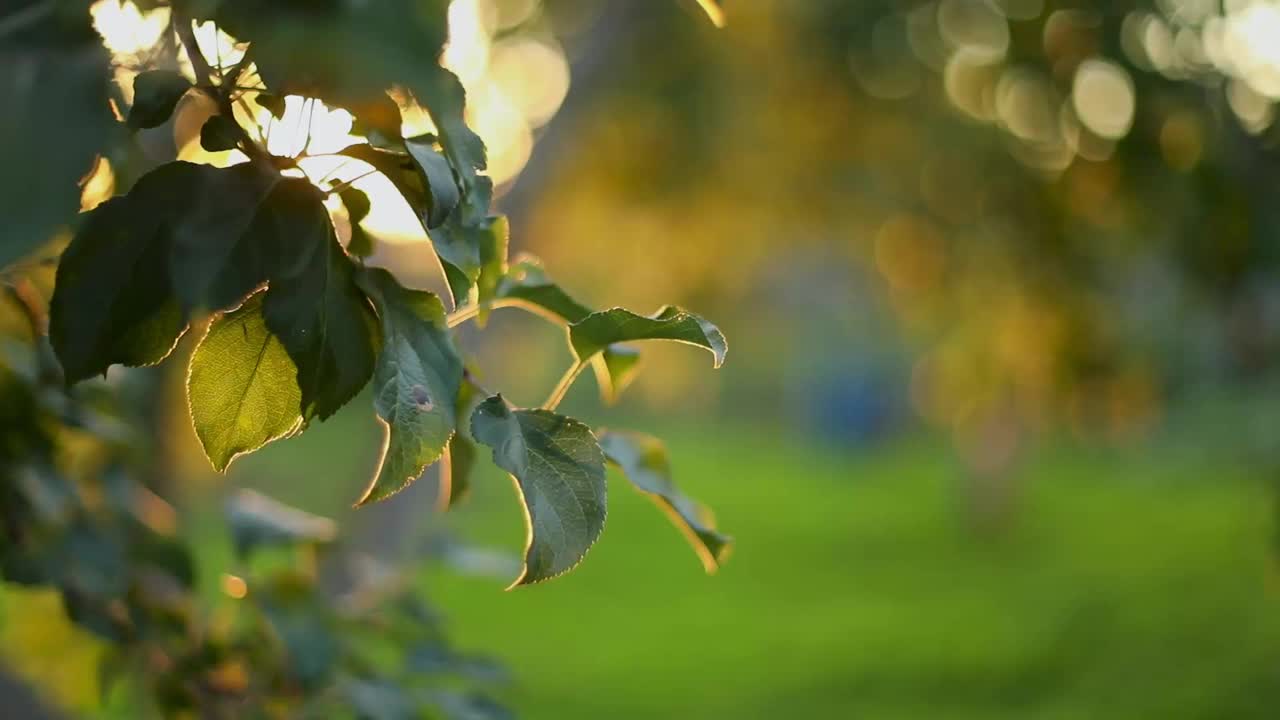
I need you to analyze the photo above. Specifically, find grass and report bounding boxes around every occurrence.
[417,424,1280,719]
[6,412,1280,718]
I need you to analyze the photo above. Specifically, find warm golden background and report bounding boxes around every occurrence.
[8,0,1280,717]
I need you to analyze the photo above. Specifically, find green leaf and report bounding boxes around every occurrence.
[259,180,380,420]
[427,177,495,307]
[405,135,460,228]
[162,162,279,313]
[354,268,463,506]
[226,489,337,559]
[474,216,510,324]
[493,255,592,323]
[491,257,645,404]
[593,345,642,405]
[598,430,731,571]
[338,143,428,216]
[416,67,487,201]
[339,187,371,223]
[469,396,607,586]
[198,114,240,152]
[1,23,111,269]
[254,92,286,119]
[442,433,477,509]
[188,292,304,472]
[128,70,192,129]
[570,306,727,367]
[49,163,197,382]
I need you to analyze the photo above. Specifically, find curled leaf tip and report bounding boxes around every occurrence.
[696,0,726,28]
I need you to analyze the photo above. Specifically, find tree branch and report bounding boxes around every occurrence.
[171,7,273,168]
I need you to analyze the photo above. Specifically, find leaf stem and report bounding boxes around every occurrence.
[172,7,272,169]
[542,361,587,411]
[325,170,378,195]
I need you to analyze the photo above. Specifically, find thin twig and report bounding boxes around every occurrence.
[326,170,378,195]
[172,6,272,168]
[542,361,587,411]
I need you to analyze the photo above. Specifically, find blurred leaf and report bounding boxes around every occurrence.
[0,12,111,269]
[474,216,509,325]
[469,396,606,586]
[49,163,197,382]
[427,689,514,720]
[598,430,731,571]
[127,70,192,130]
[570,306,727,368]
[443,433,477,509]
[593,345,642,405]
[259,180,379,420]
[355,268,462,506]
[344,678,416,720]
[188,292,303,472]
[226,489,337,559]
[695,0,727,28]
[404,135,460,228]
[213,0,450,141]
[198,114,240,152]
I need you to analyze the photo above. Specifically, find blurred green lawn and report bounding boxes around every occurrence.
[419,425,1280,719]
[9,413,1280,719]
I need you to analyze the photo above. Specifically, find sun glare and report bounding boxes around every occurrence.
[87,0,572,242]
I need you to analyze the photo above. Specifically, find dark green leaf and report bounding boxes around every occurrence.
[339,143,427,215]
[198,114,240,152]
[259,180,380,420]
[340,187,375,257]
[470,396,606,586]
[493,255,591,323]
[254,92,287,119]
[354,268,463,506]
[188,292,304,472]
[128,70,192,129]
[1,24,111,269]
[226,489,337,559]
[340,187,371,223]
[474,216,510,324]
[570,306,727,367]
[598,430,731,571]
[442,433,477,509]
[50,163,199,382]
[416,67,487,201]
[404,136,460,228]
[163,162,279,313]
[490,257,645,404]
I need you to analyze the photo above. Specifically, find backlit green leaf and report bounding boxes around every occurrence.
[492,256,592,323]
[598,430,731,571]
[570,306,727,367]
[187,292,303,472]
[405,136,460,228]
[417,67,487,201]
[593,346,642,405]
[355,268,463,506]
[128,70,192,129]
[469,396,606,586]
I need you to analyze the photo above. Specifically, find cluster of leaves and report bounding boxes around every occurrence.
[26,0,731,589]
[0,286,507,718]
